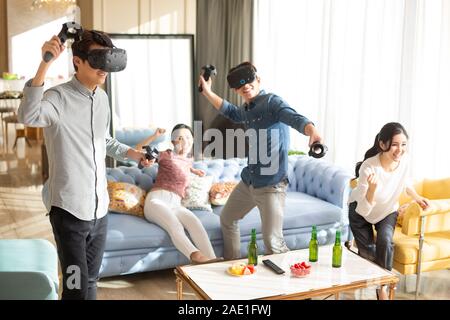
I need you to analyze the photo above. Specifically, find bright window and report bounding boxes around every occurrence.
[10,17,74,85]
[254,0,450,179]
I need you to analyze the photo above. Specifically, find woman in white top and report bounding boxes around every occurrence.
[349,122,429,299]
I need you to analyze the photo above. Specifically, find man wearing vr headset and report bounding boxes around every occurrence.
[18,30,152,300]
[199,62,323,260]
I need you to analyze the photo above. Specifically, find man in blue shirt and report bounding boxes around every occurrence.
[199,62,323,259]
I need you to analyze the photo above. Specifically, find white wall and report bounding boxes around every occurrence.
[92,0,196,34]
[5,0,196,78]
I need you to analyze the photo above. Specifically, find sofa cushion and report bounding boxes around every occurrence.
[181,174,214,212]
[105,210,222,251]
[106,213,172,251]
[107,181,146,218]
[210,181,239,206]
[228,192,344,238]
[105,191,343,252]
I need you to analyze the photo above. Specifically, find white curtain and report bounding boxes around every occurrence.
[254,0,450,179]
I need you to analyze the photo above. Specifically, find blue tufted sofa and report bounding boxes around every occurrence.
[114,127,168,148]
[100,155,353,278]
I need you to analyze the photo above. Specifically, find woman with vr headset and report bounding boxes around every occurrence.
[143,124,219,264]
[349,122,429,299]
[199,62,323,261]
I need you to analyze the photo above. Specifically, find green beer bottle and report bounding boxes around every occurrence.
[332,230,342,268]
[309,225,318,262]
[248,228,258,266]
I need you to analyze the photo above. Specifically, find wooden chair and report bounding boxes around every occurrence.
[13,127,32,149]
[3,114,31,152]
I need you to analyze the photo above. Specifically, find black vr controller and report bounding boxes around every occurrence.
[308,142,328,159]
[227,65,257,89]
[138,145,159,169]
[44,22,83,63]
[199,65,217,92]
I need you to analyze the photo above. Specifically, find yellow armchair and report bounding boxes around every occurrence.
[395,178,450,298]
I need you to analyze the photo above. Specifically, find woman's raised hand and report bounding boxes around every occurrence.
[367,173,378,191]
[154,128,166,137]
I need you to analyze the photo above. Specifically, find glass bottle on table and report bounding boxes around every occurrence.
[332,230,342,268]
[309,225,318,262]
[248,228,258,266]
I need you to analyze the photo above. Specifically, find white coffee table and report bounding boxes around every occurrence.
[174,245,399,300]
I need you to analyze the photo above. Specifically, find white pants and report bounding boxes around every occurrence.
[144,190,216,260]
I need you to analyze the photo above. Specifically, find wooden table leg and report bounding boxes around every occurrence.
[388,282,396,300]
[334,292,340,300]
[176,275,183,300]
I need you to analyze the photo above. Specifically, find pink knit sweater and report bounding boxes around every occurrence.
[151,150,192,198]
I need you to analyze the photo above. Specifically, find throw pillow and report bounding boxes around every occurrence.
[181,174,214,212]
[107,181,146,218]
[209,181,239,206]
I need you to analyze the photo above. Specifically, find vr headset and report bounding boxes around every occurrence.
[45,23,127,72]
[69,28,127,72]
[227,65,257,89]
[79,48,127,72]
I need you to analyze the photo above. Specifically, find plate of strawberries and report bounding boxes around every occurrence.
[290,261,312,277]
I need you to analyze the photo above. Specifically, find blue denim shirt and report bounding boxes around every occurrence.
[220,90,313,188]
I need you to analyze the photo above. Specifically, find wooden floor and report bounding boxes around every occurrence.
[1,137,449,300]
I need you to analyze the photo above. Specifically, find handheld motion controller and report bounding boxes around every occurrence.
[308,142,328,159]
[43,22,83,63]
[138,145,159,169]
[199,65,217,92]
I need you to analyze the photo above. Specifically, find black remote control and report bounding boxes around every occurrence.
[262,259,285,274]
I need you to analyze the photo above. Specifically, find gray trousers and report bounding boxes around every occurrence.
[348,201,398,270]
[220,180,290,260]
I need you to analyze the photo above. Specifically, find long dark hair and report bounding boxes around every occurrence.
[355,122,409,178]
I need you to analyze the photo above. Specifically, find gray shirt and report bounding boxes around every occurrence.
[18,76,130,221]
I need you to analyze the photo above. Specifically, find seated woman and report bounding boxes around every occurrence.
[141,124,218,264]
[348,122,429,300]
